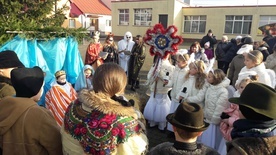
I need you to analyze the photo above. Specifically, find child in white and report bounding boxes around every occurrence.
[187,69,229,150]
[164,53,189,132]
[177,60,207,108]
[143,57,174,131]
[236,50,272,88]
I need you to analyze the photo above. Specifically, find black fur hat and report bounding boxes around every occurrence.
[0,50,24,69]
[11,66,44,98]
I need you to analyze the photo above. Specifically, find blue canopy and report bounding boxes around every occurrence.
[0,35,84,106]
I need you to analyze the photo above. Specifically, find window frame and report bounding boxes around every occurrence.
[134,8,152,26]
[69,19,76,28]
[259,15,276,27]
[118,9,129,26]
[224,15,252,35]
[183,15,206,33]
[106,19,111,27]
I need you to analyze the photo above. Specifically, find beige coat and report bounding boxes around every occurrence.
[0,97,62,155]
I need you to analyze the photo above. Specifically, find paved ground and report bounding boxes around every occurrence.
[78,37,191,150]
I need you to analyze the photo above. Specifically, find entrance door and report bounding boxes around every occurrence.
[91,18,99,31]
[159,14,168,29]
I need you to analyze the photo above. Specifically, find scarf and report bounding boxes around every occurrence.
[231,119,276,139]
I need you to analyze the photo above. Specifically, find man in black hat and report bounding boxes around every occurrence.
[0,66,62,155]
[148,102,219,155]
[227,82,276,155]
[0,50,24,100]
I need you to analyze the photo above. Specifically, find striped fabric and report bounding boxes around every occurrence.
[45,85,77,126]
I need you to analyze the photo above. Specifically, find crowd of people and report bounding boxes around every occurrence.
[0,28,275,155]
[143,29,276,155]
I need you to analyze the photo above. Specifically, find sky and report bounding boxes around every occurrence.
[191,0,276,6]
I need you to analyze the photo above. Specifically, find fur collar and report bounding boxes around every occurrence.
[78,89,137,119]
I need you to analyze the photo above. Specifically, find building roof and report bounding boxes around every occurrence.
[71,0,111,15]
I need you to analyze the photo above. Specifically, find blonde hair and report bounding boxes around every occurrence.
[103,33,118,50]
[222,35,228,41]
[185,60,206,89]
[177,53,189,62]
[209,69,225,85]
[239,75,259,87]
[246,50,263,65]
[136,35,145,48]
[93,63,127,97]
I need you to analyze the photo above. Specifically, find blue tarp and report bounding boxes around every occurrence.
[0,35,84,106]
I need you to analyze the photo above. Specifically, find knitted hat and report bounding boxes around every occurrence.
[229,82,276,120]
[166,102,209,132]
[0,50,24,69]
[208,29,212,33]
[11,66,44,98]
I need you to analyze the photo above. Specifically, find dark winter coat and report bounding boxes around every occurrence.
[263,34,273,43]
[267,37,276,54]
[257,43,270,61]
[200,34,217,49]
[223,39,238,63]
[215,41,230,61]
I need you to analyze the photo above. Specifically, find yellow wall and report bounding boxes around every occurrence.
[62,19,82,28]
[112,1,276,41]
[111,0,187,37]
[182,6,276,41]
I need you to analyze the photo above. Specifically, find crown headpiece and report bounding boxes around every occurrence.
[55,70,66,78]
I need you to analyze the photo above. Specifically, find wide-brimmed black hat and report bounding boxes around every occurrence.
[0,50,24,69]
[229,82,276,120]
[166,102,209,132]
[11,66,44,98]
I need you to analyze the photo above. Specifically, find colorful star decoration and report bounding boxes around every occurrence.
[144,23,183,59]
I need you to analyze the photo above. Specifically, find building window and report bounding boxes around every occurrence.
[224,15,252,34]
[183,16,206,33]
[106,20,111,27]
[119,9,129,25]
[134,8,152,26]
[259,15,276,26]
[69,19,76,28]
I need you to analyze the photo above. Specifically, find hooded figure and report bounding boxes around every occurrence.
[74,65,94,92]
[118,31,135,74]
[0,66,62,155]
